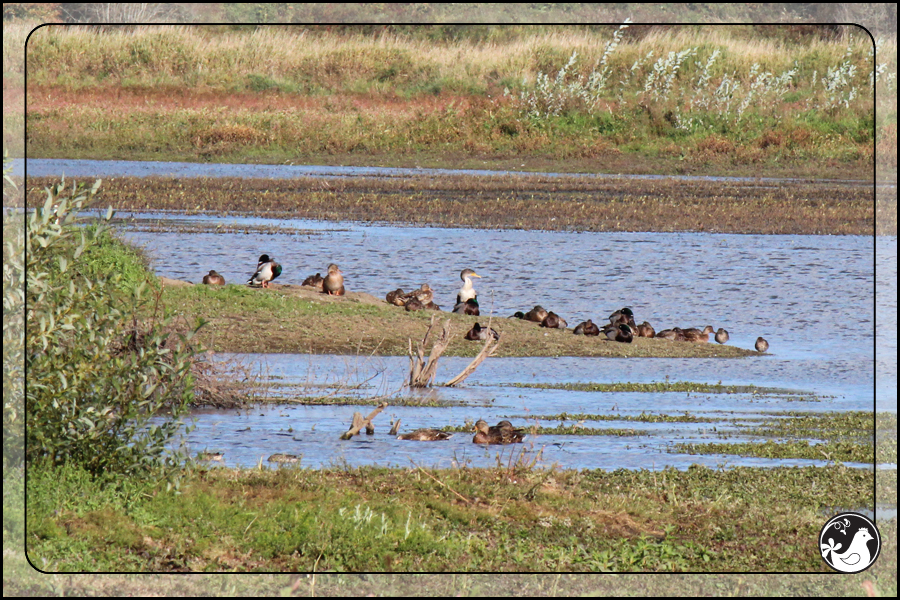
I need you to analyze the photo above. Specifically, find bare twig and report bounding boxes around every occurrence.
[408,317,452,388]
[410,459,472,504]
[444,336,500,387]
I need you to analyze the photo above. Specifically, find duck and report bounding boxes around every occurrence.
[541,312,566,329]
[464,322,500,341]
[682,325,715,343]
[202,270,226,285]
[473,419,526,445]
[386,288,406,306]
[609,307,636,327]
[524,305,548,323]
[267,453,299,463]
[302,273,324,290]
[715,328,729,344]
[755,337,769,352]
[655,327,685,341]
[322,263,345,295]
[603,323,633,343]
[397,428,453,441]
[425,301,442,311]
[413,283,434,305]
[196,451,224,461]
[636,321,655,338]
[573,319,600,336]
[405,297,425,311]
[511,311,526,319]
[456,268,482,304]
[248,254,282,288]
[453,298,480,316]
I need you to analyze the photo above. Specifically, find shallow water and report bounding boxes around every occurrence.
[116,211,893,471]
[21,157,891,470]
[16,157,884,185]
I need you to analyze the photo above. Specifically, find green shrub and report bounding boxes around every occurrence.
[17,177,200,476]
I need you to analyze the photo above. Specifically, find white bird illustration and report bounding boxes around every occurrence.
[821,527,875,572]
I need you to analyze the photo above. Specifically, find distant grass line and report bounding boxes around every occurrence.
[17,24,890,172]
[504,381,801,395]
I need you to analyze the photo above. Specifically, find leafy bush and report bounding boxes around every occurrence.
[16,177,200,475]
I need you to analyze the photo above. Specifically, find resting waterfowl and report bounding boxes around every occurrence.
[636,321,655,338]
[248,254,282,288]
[425,301,442,311]
[755,337,769,353]
[202,270,226,285]
[524,305,549,323]
[603,323,633,343]
[473,419,526,445]
[511,311,526,319]
[715,328,730,344]
[397,428,453,441]
[413,283,434,305]
[609,307,636,327]
[456,268,482,304]
[386,288,406,306]
[541,312,566,328]
[573,319,600,336]
[655,327,685,341]
[322,263,345,296]
[405,297,425,311]
[453,298,480,315]
[464,322,500,341]
[302,273,324,290]
[682,325,715,343]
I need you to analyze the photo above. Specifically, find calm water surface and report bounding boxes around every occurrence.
[22,158,890,471]
[119,213,892,471]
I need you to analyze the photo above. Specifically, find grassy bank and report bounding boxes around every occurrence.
[159,282,759,358]
[15,25,890,177]
[24,174,883,236]
[19,461,884,573]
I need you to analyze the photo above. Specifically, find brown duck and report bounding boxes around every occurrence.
[524,305,549,323]
[302,273,324,290]
[473,419,526,445]
[397,428,453,441]
[573,319,600,336]
[202,270,226,285]
[322,263,345,296]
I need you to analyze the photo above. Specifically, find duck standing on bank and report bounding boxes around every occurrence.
[323,263,345,296]
[248,254,282,288]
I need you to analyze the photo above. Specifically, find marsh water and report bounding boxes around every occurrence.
[21,159,895,473]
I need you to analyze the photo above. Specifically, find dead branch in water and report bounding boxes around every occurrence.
[408,316,452,388]
[444,336,500,387]
[340,402,388,440]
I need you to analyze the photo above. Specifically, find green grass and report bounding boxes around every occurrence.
[22,461,883,573]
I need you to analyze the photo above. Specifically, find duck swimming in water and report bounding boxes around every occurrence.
[397,428,453,441]
[322,263,345,296]
[456,268,482,304]
[473,419,526,445]
[464,322,500,341]
[202,270,226,285]
[715,328,729,344]
[248,254,282,288]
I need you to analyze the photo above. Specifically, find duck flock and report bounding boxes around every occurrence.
[198,254,770,448]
